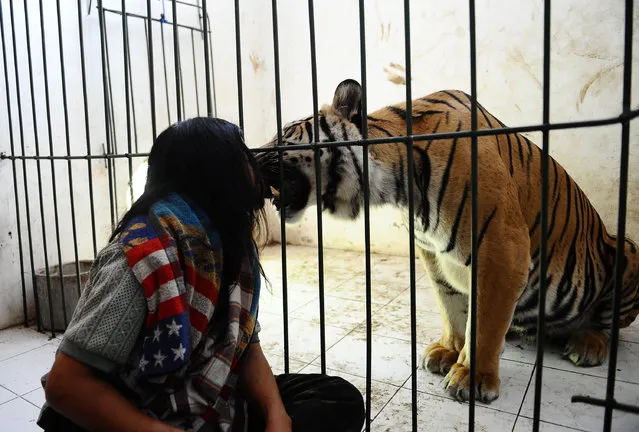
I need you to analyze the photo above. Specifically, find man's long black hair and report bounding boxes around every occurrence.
[110,117,267,288]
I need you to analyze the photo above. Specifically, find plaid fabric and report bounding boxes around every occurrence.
[120,193,260,431]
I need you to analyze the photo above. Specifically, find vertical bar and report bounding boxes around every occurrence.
[0,1,28,326]
[403,1,418,431]
[103,12,120,218]
[76,0,98,258]
[207,15,218,117]
[306,0,326,374]
[55,0,82,302]
[125,32,139,154]
[234,0,244,129]
[122,0,133,203]
[147,0,157,139]
[103,12,120,221]
[24,0,56,337]
[357,1,372,430]
[8,0,41,331]
[468,0,479,428]
[202,0,212,116]
[271,0,289,373]
[603,0,633,429]
[190,29,201,116]
[172,0,182,121]
[97,2,116,228]
[178,42,186,119]
[533,0,551,430]
[161,24,172,124]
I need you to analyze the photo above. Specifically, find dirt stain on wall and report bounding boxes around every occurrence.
[249,53,265,73]
[384,62,406,86]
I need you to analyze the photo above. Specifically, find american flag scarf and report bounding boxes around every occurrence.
[120,193,260,431]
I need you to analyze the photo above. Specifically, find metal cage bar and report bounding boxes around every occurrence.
[6,0,41,333]
[76,0,98,258]
[270,0,291,373]
[23,0,57,338]
[0,1,28,327]
[97,1,117,228]
[468,0,479,426]
[306,0,327,374]
[402,1,419,430]
[356,3,373,428]
[532,0,552,429]
[190,29,201,116]
[602,0,634,429]
[147,0,158,140]
[172,0,182,121]
[122,0,134,207]
[234,0,244,130]
[38,0,70,334]
[54,0,83,305]
[202,0,212,116]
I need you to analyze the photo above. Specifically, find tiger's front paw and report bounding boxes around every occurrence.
[563,330,608,367]
[420,342,459,375]
[442,363,500,403]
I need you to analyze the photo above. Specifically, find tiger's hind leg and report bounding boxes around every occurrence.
[418,249,468,375]
[562,292,620,367]
[563,330,609,367]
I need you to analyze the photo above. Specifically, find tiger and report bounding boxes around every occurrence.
[255,78,639,403]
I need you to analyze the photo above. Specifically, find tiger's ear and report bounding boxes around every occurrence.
[332,79,363,130]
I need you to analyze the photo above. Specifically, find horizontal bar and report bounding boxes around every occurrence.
[246,110,639,151]
[3,108,638,162]
[174,0,202,8]
[1,153,150,160]
[101,7,207,33]
[572,396,639,415]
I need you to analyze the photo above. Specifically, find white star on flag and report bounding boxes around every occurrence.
[171,343,186,361]
[154,349,167,367]
[139,356,149,372]
[166,319,183,337]
[153,327,162,342]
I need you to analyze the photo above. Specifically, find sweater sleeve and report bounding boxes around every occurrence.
[58,241,147,374]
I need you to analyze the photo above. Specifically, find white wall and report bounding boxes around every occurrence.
[1,0,638,329]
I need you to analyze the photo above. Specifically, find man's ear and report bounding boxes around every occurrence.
[331,79,363,130]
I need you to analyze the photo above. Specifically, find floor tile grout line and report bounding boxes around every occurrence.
[20,395,42,410]
[369,380,405,425]
[299,358,526,420]
[511,363,594,432]
[400,381,525,419]
[305,358,405,390]
[511,362,537,432]
[542,364,639,385]
[0,340,59,364]
[304,320,365,368]
[264,308,364,366]
[0,395,19,406]
[0,384,21,406]
[516,414,589,432]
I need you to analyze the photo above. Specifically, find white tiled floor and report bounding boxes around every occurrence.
[2,244,639,431]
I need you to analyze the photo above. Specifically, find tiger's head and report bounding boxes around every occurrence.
[256,79,367,223]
